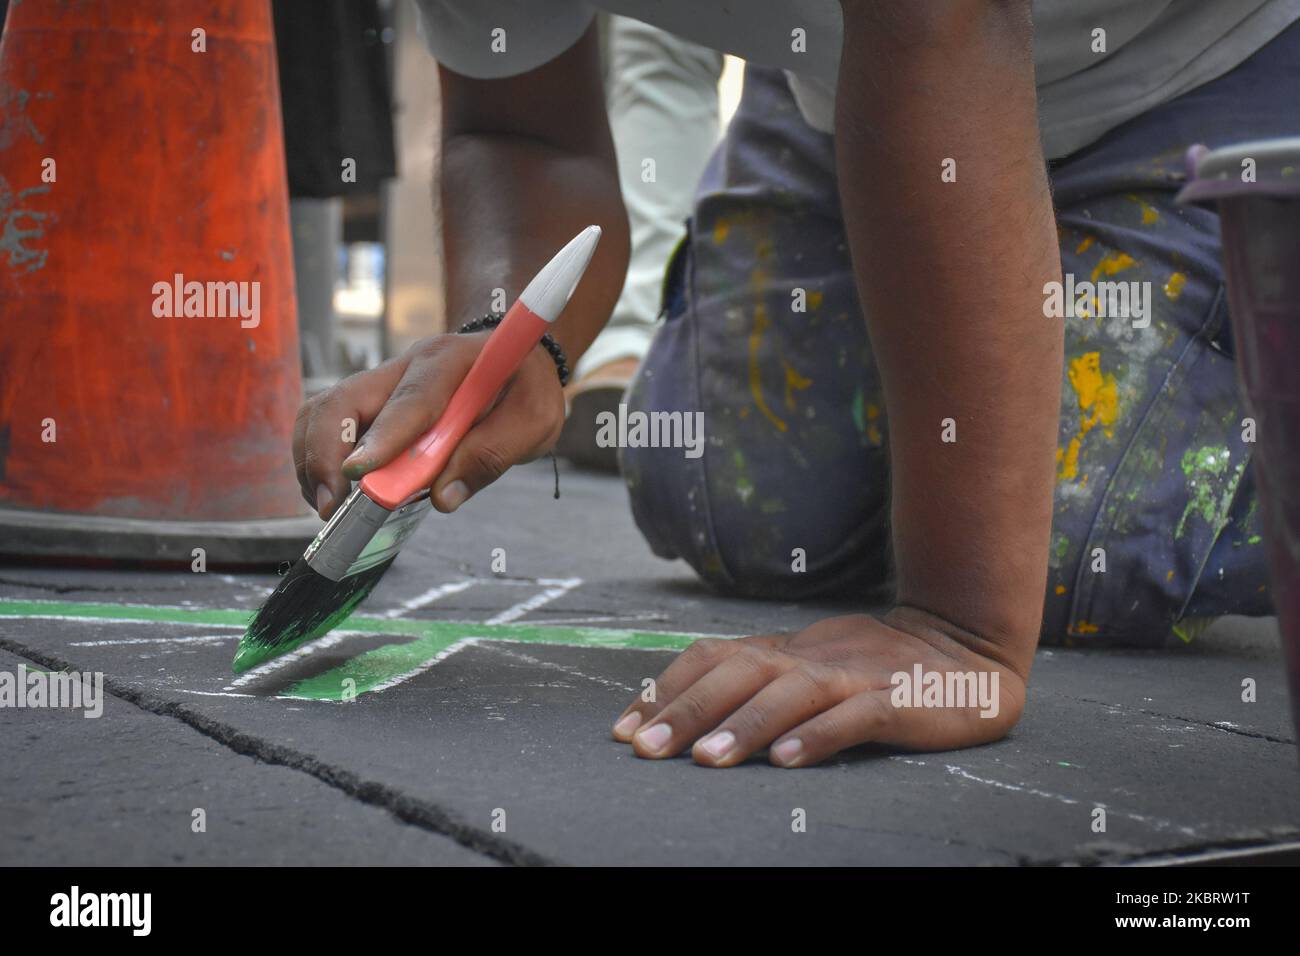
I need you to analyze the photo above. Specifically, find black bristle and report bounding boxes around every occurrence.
[232,556,396,673]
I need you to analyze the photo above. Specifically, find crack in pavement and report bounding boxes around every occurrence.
[1068,695,1295,745]
[0,636,556,867]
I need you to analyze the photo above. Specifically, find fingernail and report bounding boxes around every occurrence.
[771,738,802,766]
[315,485,333,519]
[613,712,642,738]
[699,730,736,761]
[440,480,469,512]
[636,722,672,754]
[342,443,368,476]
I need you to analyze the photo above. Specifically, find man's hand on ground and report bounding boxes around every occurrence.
[612,610,1027,767]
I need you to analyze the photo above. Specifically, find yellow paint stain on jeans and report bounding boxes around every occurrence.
[1058,352,1119,482]
[1164,271,1187,300]
[1075,235,1095,255]
[1076,245,1137,319]
[746,240,790,433]
[712,219,730,245]
[1090,251,1137,283]
[866,402,883,446]
[782,361,812,410]
[748,303,787,433]
[1127,194,1159,225]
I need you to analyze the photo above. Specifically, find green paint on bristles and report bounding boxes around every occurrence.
[230,580,376,674]
[233,557,398,674]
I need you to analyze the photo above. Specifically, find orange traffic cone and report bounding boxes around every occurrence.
[0,0,316,564]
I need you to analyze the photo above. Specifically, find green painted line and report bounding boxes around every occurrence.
[286,620,698,700]
[0,598,705,701]
[0,599,253,628]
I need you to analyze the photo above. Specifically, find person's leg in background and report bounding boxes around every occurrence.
[557,15,723,471]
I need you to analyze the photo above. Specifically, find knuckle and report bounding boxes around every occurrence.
[682,638,727,667]
[309,384,351,422]
[673,691,712,727]
[730,698,773,736]
[469,443,510,481]
[387,376,434,406]
[410,335,454,360]
[810,709,847,746]
[733,644,781,681]
[293,401,315,430]
[861,691,895,728]
[789,664,830,700]
[301,446,333,483]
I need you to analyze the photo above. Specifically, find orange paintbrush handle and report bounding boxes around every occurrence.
[359,301,551,510]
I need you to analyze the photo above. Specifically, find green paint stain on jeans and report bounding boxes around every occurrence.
[1174,445,1244,539]
[851,386,867,435]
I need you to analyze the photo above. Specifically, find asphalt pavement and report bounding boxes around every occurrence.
[2,461,1297,865]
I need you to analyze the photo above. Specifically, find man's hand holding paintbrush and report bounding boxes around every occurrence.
[235,225,614,672]
[297,303,566,524]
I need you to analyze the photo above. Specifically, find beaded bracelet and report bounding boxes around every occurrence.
[457,313,571,386]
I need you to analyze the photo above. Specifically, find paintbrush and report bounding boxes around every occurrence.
[232,225,602,673]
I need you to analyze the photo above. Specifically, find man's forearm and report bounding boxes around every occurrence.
[440,133,629,363]
[436,26,630,364]
[835,0,1063,670]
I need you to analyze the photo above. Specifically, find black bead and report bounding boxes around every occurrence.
[456,312,568,385]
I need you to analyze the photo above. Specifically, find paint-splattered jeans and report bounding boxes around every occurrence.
[622,24,1300,647]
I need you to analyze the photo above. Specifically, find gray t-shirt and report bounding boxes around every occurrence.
[413,0,1300,159]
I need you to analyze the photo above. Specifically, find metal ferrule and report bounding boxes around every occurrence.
[303,488,392,581]
[304,487,435,581]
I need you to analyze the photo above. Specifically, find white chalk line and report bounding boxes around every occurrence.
[486,577,583,625]
[70,634,238,647]
[891,757,1200,838]
[217,574,275,597]
[382,579,476,618]
[0,613,244,628]
[224,629,359,689]
[526,612,669,627]
[479,642,637,694]
[179,688,342,704]
[329,574,583,697]
[366,637,484,694]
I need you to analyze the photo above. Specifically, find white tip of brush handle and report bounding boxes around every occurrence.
[517,225,602,323]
